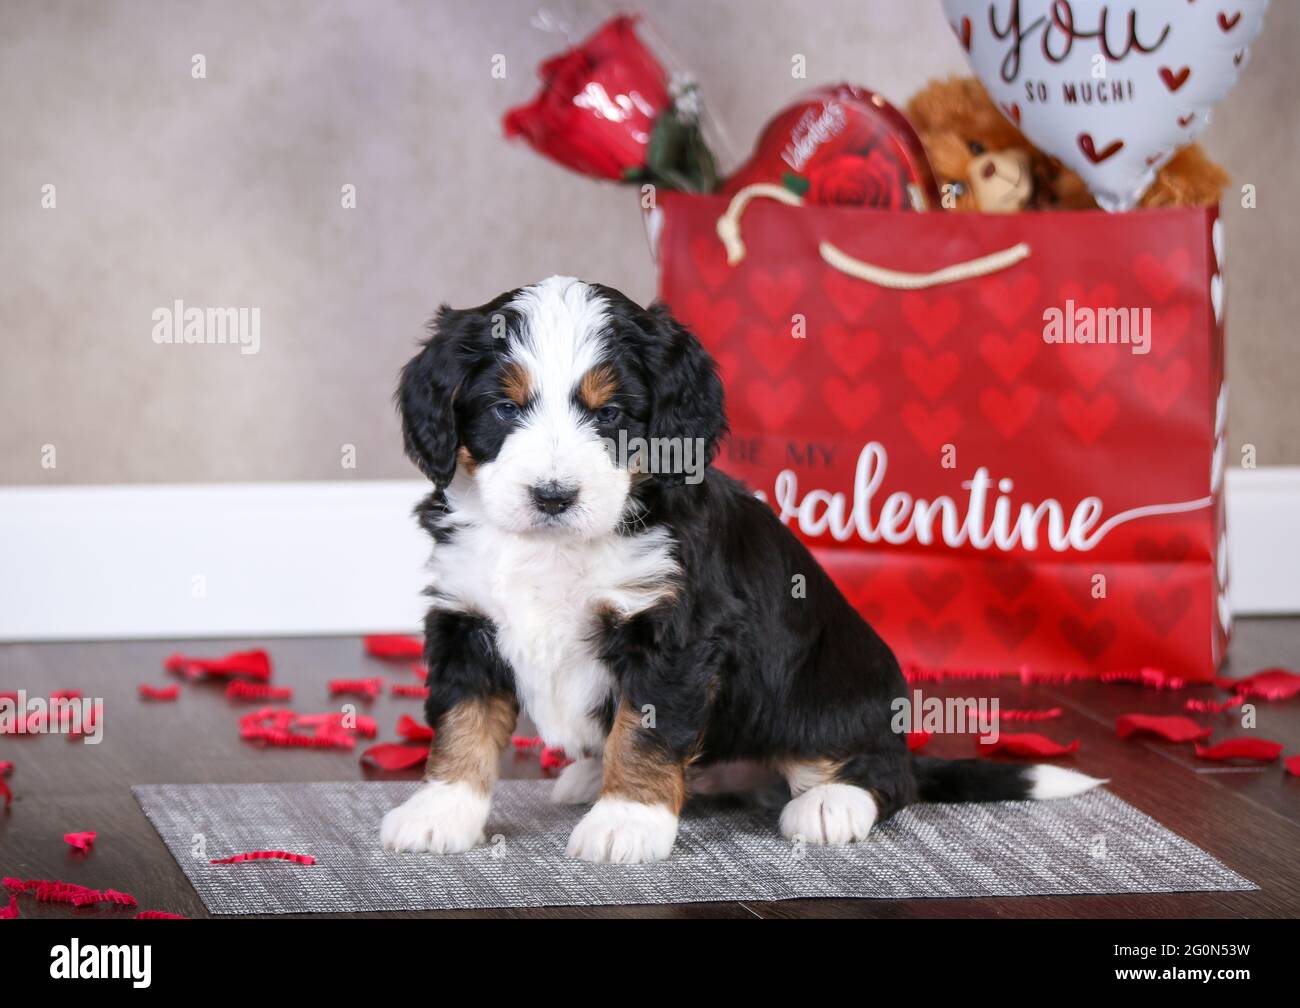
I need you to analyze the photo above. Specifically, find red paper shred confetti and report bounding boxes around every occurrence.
[1218,667,1300,702]
[1285,754,1300,777]
[138,684,180,701]
[0,894,16,918]
[996,707,1063,722]
[906,730,932,752]
[1100,667,1185,690]
[391,684,430,699]
[0,761,11,811]
[1185,694,1245,714]
[409,663,429,681]
[135,910,187,919]
[363,635,424,660]
[226,681,293,701]
[903,663,1012,684]
[360,742,430,770]
[210,850,316,865]
[165,649,272,681]
[1116,714,1212,743]
[540,746,573,772]
[3,878,137,908]
[238,708,375,750]
[1193,737,1284,762]
[327,677,383,700]
[396,714,434,743]
[511,735,544,750]
[64,831,97,852]
[978,733,1079,758]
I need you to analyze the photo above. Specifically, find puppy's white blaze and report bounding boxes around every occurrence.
[1027,765,1108,799]
[379,780,490,854]
[566,798,679,864]
[779,783,877,846]
[478,276,625,538]
[550,756,604,805]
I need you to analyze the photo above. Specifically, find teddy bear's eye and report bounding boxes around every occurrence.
[968,141,986,156]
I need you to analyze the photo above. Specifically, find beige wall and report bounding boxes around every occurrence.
[2,0,1296,485]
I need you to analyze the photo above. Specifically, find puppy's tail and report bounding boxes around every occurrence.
[911,756,1106,803]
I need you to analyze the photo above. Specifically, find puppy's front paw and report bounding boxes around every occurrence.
[779,782,877,846]
[550,756,603,805]
[380,780,490,854]
[566,798,678,864]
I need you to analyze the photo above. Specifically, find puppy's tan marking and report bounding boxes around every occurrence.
[500,360,532,406]
[578,364,618,410]
[600,701,688,813]
[424,693,518,796]
[456,446,477,474]
[776,757,846,796]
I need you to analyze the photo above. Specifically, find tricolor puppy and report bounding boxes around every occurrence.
[380,276,1104,864]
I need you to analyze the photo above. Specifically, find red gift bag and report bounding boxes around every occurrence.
[653,185,1228,679]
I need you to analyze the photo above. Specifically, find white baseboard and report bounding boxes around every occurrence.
[0,468,1296,642]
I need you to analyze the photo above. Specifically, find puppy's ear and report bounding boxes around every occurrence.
[396,305,472,488]
[641,302,727,473]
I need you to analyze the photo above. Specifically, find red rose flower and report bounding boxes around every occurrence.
[805,150,908,208]
[502,16,669,181]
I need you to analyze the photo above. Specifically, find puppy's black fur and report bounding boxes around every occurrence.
[398,283,1044,823]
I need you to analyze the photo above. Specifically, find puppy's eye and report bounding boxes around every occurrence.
[594,404,621,425]
[494,401,521,422]
[968,141,985,156]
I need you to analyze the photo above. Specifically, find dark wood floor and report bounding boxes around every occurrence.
[2,620,1298,918]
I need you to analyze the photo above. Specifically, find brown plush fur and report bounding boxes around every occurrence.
[907,76,1228,212]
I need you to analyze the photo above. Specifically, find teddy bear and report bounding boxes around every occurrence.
[906,76,1228,213]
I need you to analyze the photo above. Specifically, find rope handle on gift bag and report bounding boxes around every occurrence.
[716,183,1031,289]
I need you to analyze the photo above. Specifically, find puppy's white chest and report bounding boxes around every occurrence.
[431,523,678,754]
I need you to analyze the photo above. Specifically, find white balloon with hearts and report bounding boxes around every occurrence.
[941,0,1268,211]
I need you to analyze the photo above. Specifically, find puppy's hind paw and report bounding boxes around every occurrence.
[550,756,603,805]
[779,783,877,846]
[380,780,489,854]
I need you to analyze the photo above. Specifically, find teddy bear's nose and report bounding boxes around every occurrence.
[980,160,997,179]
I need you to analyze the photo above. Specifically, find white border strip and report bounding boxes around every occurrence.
[0,468,1296,641]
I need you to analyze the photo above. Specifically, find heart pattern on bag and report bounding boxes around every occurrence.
[906,569,964,613]
[901,293,960,346]
[823,377,879,431]
[822,324,879,377]
[979,386,1039,438]
[985,605,1039,650]
[1059,615,1117,662]
[979,328,1039,383]
[901,347,961,401]
[748,268,804,323]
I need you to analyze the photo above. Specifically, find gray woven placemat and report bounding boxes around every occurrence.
[132,780,1254,914]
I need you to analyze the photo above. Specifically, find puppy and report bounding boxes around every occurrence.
[380,276,1103,864]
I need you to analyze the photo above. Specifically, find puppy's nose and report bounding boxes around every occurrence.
[530,481,578,515]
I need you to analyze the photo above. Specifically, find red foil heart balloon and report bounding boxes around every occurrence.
[722,83,940,210]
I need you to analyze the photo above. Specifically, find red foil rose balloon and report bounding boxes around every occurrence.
[503,15,668,181]
[723,84,939,209]
[503,15,717,191]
